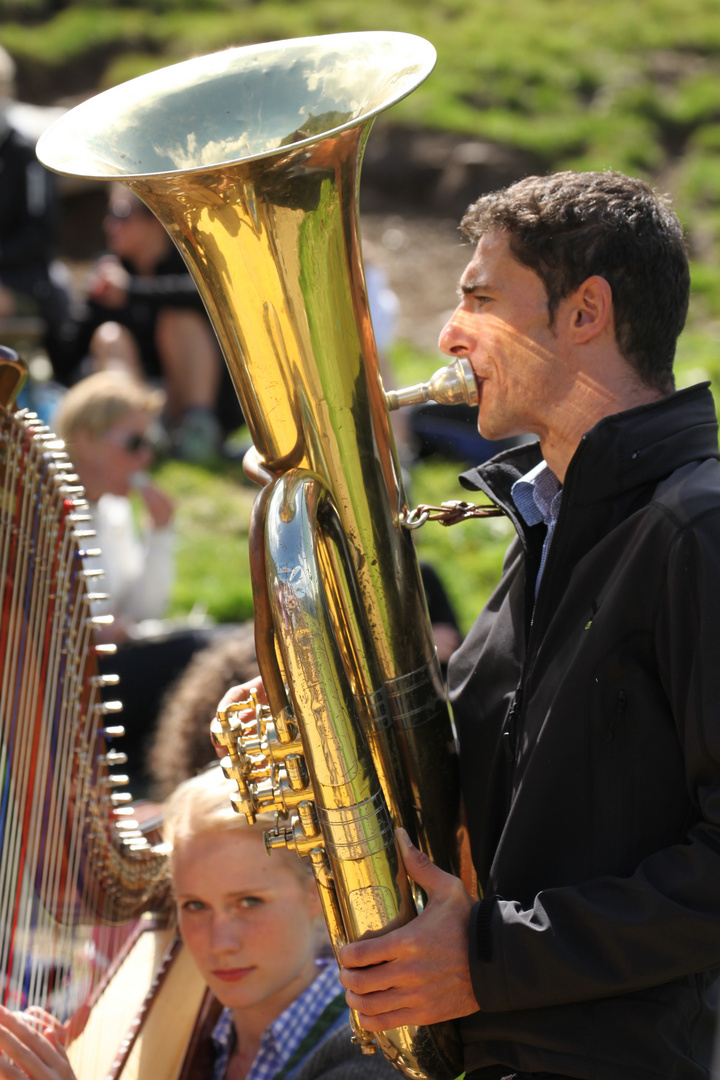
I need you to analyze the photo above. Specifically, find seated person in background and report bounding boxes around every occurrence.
[61,183,235,463]
[147,623,260,801]
[0,766,398,1080]
[54,369,175,642]
[54,370,212,791]
[0,45,74,374]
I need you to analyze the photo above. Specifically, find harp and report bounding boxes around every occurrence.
[0,347,207,1079]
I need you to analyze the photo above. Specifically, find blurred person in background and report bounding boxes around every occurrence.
[55,369,175,642]
[54,370,213,793]
[61,184,239,464]
[0,44,75,373]
[146,623,260,802]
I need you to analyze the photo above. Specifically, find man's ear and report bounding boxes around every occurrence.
[567,275,613,344]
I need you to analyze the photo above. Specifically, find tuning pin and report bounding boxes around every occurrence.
[104,749,128,767]
[101,724,125,739]
[107,773,129,787]
[115,819,139,831]
[111,791,132,805]
[91,673,120,688]
[95,700,123,715]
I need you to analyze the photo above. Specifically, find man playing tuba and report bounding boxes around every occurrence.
[329,169,720,1080]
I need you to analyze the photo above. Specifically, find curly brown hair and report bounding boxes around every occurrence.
[147,624,259,800]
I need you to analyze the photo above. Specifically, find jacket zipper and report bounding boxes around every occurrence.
[503,439,589,769]
[503,684,523,763]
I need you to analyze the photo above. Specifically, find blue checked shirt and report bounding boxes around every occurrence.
[511,460,563,597]
[211,959,345,1080]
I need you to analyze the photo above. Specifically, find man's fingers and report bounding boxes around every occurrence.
[339,956,398,994]
[339,923,417,972]
[344,987,437,1031]
[216,675,266,715]
[396,828,457,897]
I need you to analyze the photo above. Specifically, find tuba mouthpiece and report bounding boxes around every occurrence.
[384,356,478,411]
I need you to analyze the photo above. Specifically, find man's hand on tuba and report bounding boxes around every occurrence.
[211,676,267,760]
[337,828,479,1029]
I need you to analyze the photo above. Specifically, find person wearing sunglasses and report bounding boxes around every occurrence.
[55,368,175,644]
[52,370,215,791]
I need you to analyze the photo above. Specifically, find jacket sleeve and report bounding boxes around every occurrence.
[0,153,58,268]
[289,1025,399,1080]
[468,512,720,1013]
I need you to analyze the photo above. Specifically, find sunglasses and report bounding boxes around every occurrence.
[104,431,153,454]
[105,202,151,222]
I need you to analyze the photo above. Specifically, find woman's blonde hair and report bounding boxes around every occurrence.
[55,370,165,444]
[163,765,313,880]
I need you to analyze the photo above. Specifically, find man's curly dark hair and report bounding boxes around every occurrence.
[461,170,690,394]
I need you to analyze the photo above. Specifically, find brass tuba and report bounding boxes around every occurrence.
[38,33,478,1079]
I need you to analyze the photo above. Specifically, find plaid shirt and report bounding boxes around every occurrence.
[211,960,345,1080]
[511,459,563,597]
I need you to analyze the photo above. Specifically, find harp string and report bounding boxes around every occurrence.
[0,409,170,1045]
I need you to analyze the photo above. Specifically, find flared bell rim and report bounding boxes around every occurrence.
[36,30,437,182]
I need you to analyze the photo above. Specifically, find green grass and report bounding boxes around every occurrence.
[6,0,720,179]
[153,457,256,624]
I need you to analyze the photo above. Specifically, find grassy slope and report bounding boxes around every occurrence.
[6,0,720,632]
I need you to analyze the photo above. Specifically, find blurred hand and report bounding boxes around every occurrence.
[0,286,17,317]
[87,256,131,309]
[0,1004,76,1080]
[137,480,174,529]
[338,828,478,1029]
[432,622,462,665]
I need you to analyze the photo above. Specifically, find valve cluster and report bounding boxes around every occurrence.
[211,691,323,858]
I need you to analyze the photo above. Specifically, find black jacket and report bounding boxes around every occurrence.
[0,124,59,272]
[448,384,720,1079]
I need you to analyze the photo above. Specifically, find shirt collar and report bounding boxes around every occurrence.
[211,959,342,1080]
[511,460,562,528]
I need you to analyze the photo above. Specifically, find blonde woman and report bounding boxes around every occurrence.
[0,767,398,1080]
[54,369,174,642]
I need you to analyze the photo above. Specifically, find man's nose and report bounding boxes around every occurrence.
[438,304,473,357]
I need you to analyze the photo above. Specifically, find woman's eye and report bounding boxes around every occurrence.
[180,899,207,913]
[238,896,263,910]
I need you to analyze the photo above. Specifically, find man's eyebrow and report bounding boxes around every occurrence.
[458,276,491,296]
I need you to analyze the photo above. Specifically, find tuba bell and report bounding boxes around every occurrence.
[38,32,472,1079]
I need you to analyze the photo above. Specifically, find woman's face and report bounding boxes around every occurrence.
[76,407,154,498]
[173,829,322,1023]
[103,195,167,263]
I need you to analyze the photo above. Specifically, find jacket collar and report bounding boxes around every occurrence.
[458,382,719,512]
